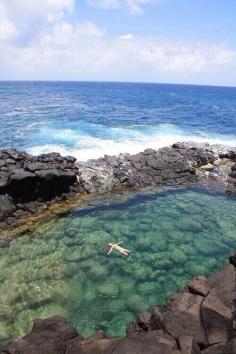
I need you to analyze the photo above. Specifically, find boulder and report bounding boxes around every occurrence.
[162,292,208,346]
[187,276,210,297]
[201,288,232,345]
[112,331,179,354]
[178,335,200,354]
[201,264,235,345]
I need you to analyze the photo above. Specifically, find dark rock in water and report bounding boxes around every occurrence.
[229,253,236,267]
[226,163,236,195]
[126,312,152,334]
[3,255,236,354]
[1,316,79,354]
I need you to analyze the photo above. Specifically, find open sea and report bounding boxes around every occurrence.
[1,81,236,160]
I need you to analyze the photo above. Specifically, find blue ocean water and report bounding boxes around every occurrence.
[1,81,236,160]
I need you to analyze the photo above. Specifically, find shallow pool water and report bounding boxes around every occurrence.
[0,188,236,345]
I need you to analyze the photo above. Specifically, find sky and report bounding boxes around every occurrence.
[0,0,236,86]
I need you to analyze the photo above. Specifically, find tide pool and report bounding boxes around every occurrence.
[0,188,236,345]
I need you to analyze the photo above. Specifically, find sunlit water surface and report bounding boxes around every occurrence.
[0,188,236,345]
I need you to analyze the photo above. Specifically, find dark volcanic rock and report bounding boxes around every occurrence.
[1,316,79,354]
[226,163,236,195]
[76,142,236,194]
[0,149,79,229]
[178,335,200,354]
[162,292,208,346]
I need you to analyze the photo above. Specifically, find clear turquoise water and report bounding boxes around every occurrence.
[0,188,236,345]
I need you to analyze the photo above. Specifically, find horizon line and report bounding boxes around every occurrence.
[0,79,236,89]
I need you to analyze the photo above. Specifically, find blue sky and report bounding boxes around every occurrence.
[0,0,236,85]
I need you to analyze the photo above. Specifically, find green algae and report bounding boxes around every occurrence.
[0,188,236,345]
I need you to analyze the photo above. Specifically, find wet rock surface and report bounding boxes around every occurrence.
[2,255,236,354]
[0,142,235,230]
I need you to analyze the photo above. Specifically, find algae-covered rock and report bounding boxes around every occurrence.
[107,299,125,312]
[126,294,149,313]
[97,281,119,297]
[154,257,173,270]
[137,282,157,295]
[194,238,229,256]
[136,236,151,251]
[106,311,134,336]
[88,264,106,279]
[177,218,202,233]
[118,278,136,294]
[170,249,187,263]
[185,261,207,277]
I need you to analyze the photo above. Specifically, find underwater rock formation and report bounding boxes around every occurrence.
[0,142,235,230]
[2,254,236,354]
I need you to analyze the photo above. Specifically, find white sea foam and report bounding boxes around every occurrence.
[26,124,236,162]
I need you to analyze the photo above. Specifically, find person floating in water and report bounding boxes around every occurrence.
[107,242,130,256]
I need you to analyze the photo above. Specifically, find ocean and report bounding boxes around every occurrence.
[1,81,236,160]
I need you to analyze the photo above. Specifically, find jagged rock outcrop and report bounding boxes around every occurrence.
[2,255,236,354]
[0,149,79,229]
[0,142,235,230]
[76,142,236,194]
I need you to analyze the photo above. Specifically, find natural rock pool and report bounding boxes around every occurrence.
[0,188,236,345]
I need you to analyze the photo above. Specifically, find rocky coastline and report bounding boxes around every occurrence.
[1,141,236,353]
[0,141,236,232]
[2,253,236,354]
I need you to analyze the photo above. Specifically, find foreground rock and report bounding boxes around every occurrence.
[0,142,236,230]
[2,254,236,354]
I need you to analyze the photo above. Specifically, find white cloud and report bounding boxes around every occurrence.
[0,18,18,41]
[119,33,134,40]
[0,0,75,40]
[87,0,120,9]
[86,0,156,13]
[0,1,235,85]
[1,20,235,85]
[76,20,105,37]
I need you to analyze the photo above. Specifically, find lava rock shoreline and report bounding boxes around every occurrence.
[2,254,236,354]
[0,141,236,231]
